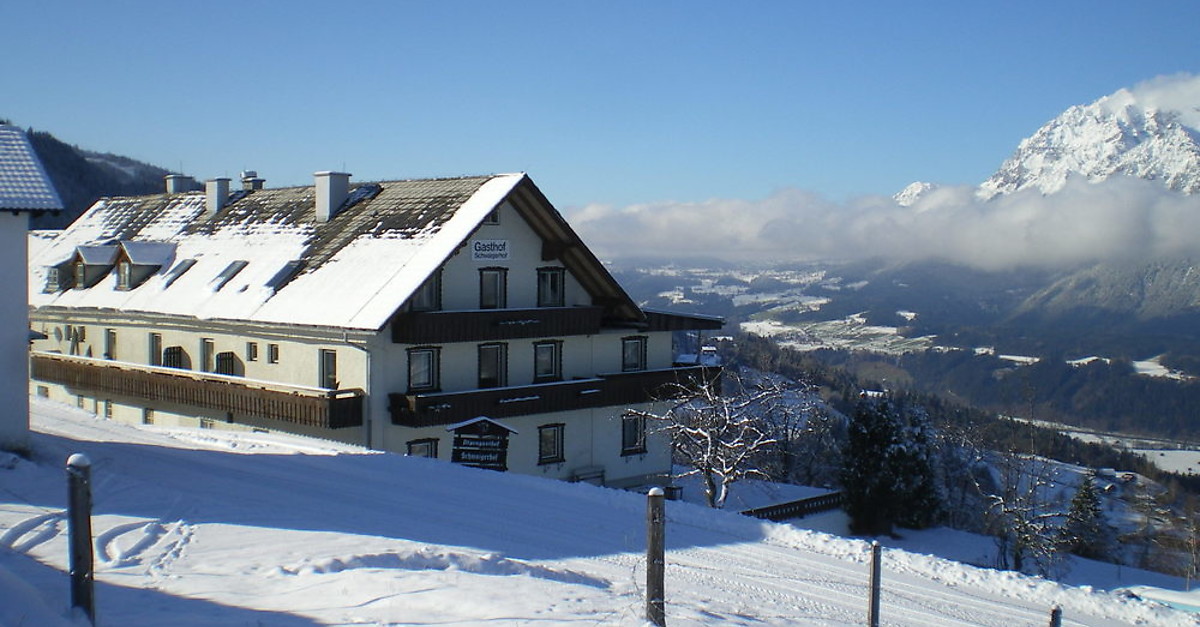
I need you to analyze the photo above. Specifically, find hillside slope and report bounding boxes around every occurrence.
[1,399,1190,626]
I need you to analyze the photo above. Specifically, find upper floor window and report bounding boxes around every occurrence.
[200,338,215,372]
[538,423,565,465]
[246,342,258,362]
[268,343,280,364]
[148,333,163,366]
[215,351,240,376]
[533,340,562,382]
[622,336,647,372]
[482,208,500,225]
[73,262,85,289]
[537,267,565,307]
[410,269,442,312]
[162,346,188,369]
[319,349,338,389]
[478,343,507,389]
[408,347,441,392]
[479,268,507,309]
[104,329,117,360]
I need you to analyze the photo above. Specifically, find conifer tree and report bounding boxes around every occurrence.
[841,395,942,535]
[1058,472,1113,559]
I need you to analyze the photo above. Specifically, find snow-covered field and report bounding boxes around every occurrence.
[2,398,1196,626]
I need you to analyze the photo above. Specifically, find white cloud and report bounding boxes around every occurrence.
[568,176,1200,270]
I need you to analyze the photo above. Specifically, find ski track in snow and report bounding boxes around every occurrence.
[0,511,64,552]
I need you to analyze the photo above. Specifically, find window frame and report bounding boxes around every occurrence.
[116,260,133,290]
[407,347,441,393]
[267,343,280,364]
[533,340,563,383]
[319,349,338,389]
[479,267,508,309]
[621,336,648,372]
[200,338,215,372]
[215,351,238,376]
[162,346,186,369]
[536,267,566,308]
[538,423,565,465]
[477,342,508,389]
[148,332,163,366]
[246,341,258,362]
[621,413,647,456]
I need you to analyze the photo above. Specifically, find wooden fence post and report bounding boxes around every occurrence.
[67,453,95,625]
[868,541,881,627]
[647,487,666,626]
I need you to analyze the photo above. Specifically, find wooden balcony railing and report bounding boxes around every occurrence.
[389,365,719,427]
[391,306,604,344]
[32,353,364,429]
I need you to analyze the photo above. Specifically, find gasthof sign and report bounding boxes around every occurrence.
[472,240,510,261]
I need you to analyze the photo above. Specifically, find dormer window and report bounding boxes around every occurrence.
[45,267,62,292]
[73,262,85,289]
[116,261,133,290]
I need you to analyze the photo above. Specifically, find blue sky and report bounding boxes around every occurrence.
[5,1,1199,213]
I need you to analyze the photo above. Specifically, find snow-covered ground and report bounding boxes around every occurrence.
[2,398,1196,626]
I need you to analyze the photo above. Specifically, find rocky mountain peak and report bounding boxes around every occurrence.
[977,75,1200,200]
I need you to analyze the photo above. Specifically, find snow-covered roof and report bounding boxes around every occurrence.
[0,125,62,212]
[31,174,516,329]
[30,173,641,331]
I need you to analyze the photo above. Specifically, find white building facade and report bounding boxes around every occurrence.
[28,172,720,486]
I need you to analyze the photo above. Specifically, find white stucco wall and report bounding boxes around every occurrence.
[0,213,30,451]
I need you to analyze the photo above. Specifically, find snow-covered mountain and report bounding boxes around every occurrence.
[893,181,938,207]
[977,75,1200,199]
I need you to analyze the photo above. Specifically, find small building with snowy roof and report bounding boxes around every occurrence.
[1,124,62,451]
[28,170,721,485]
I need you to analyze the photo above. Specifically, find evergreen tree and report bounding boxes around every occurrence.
[1058,472,1113,559]
[841,395,942,535]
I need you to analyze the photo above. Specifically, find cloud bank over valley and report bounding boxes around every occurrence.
[569,177,1200,270]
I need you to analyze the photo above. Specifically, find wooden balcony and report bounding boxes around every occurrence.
[31,353,364,429]
[391,306,604,344]
[389,365,719,427]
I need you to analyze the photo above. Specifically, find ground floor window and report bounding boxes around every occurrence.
[621,413,646,456]
[406,438,439,458]
[538,423,565,465]
[142,408,155,425]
